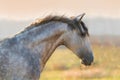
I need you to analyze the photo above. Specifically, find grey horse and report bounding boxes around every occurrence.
[0,13,94,80]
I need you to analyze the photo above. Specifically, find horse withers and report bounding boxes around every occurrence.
[0,13,93,80]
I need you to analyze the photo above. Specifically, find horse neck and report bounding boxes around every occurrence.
[15,21,68,71]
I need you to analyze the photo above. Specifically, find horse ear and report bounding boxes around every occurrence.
[75,13,85,22]
[74,13,86,34]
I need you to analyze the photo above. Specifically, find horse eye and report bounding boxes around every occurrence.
[81,33,86,37]
[77,31,86,37]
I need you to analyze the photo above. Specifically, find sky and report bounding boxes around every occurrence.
[0,0,120,20]
[0,0,120,38]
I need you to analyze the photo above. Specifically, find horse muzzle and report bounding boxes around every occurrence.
[81,53,94,66]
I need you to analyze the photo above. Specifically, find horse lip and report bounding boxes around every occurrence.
[81,60,92,66]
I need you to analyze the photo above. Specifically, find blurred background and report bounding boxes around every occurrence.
[0,0,120,80]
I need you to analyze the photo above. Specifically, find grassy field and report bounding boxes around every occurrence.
[40,45,120,80]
